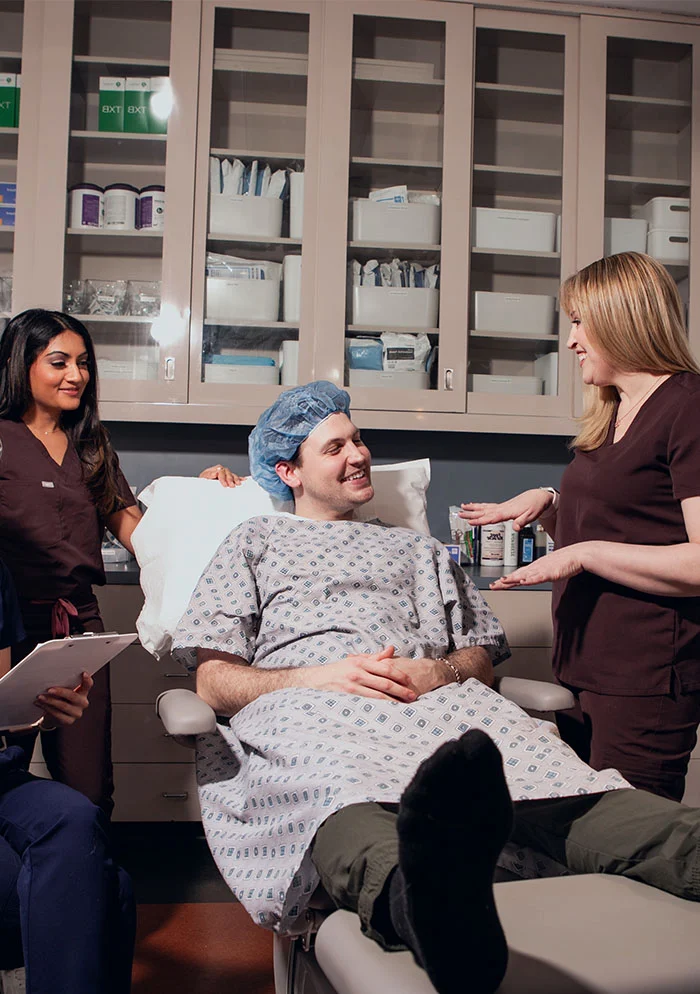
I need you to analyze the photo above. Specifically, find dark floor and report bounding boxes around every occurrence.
[112,822,235,904]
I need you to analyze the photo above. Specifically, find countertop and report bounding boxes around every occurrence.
[103,561,552,591]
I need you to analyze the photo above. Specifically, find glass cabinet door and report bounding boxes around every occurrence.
[578,16,700,364]
[466,8,578,418]
[0,1,23,326]
[61,0,196,407]
[314,0,473,414]
[189,0,321,409]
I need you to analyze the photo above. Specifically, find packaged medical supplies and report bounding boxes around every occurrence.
[205,252,282,323]
[127,280,161,317]
[85,279,128,316]
[0,182,16,204]
[103,183,139,230]
[69,183,104,228]
[448,506,479,565]
[381,332,431,372]
[0,276,12,313]
[346,338,383,371]
[203,354,279,385]
[209,155,296,237]
[138,185,165,230]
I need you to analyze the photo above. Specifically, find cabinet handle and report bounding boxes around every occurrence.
[443,368,454,391]
[164,357,175,380]
[164,672,191,679]
[161,791,189,800]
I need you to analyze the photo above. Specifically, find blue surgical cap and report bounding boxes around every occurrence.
[249,380,351,500]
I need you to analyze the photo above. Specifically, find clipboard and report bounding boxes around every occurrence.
[0,632,138,730]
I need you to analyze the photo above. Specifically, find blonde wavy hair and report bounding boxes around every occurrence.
[560,252,699,451]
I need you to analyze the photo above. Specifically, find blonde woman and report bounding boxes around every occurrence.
[460,252,700,801]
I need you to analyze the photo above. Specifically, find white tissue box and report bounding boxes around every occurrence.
[205,277,280,323]
[348,369,430,390]
[468,374,542,395]
[209,194,283,237]
[632,197,689,232]
[203,362,279,385]
[351,286,438,328]
[473,291,556,335]
[604,217,648,256]
[472,207,558,252]
[646,228,689,262]
[352,200,441,245]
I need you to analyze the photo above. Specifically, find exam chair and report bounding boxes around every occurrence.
[156,680,700,994]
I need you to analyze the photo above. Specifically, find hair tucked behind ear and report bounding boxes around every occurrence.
[0,309,128,519]
[560,253,699,451]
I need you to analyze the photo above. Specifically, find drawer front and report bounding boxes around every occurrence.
[113,763,199,821]
[112,703,195,763]
[110,644,193,703]
[495,646,554,684]
[482,590,553,647]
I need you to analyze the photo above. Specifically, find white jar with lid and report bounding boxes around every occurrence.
[139,185,165,230]
[69,183,104,229]
[479,523,505,566]
[103,183,139,230]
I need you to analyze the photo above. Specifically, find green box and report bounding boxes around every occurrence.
[14,74,20,127]
[0,74,17,129]
[124,78,149,133]
[148,76,170,134]
[98,77,125,132]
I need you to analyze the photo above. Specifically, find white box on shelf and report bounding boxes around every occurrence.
[632,197,689,232]
[280,340,299,386]
[351,286,438,328]
[352,200,441,246]
[468,374,542,395]
[209,194,283,238]
[283,255,301,323]
[534,352,559,396]
[203,362,279,385]
[289,172,304,240]
[473,291,556,335]
[646,228,690,263]
[349,369,430,390]
[97,345,159,381]
[604,217,648,256]
[205,277,280,323]
[472,207,558,252]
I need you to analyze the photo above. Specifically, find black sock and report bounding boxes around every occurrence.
[390,729,513,994]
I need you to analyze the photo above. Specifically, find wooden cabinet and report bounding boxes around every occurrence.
[0,1,23,320]
[8,1,700,432]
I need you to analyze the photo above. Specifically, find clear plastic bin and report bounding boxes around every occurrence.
[209,194,283,237]
[351,286,438,328]
[205,277,281,323]
[473,291,556,335]
[352,200,441,245]
[472,207,558,252]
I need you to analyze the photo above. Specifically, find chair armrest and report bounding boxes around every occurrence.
[496,676,575,712]
[155,688,217,743]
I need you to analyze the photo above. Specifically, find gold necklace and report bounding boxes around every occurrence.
[614,377,667,429]
[26,423,62,437]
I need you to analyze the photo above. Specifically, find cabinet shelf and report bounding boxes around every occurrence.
[68,314,157,324]
[470,247,561,277]
[348,324,439,335]
[65,228,163,257]
[475,83,563,126]
[473,164,562,199]
[203,320,298,330]
[0,127,18,159]
[0,51,21,60]
[73,55,170,68]
[211,148,304,166]
[70,130,167,167]
[606,94,691,134]
[605,173,690,204]
[352,77,444,115]
[348,240,441,253]
[206,233,301,247]
[470,330,559,351]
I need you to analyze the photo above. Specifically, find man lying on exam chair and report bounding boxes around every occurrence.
[0,556,135,994]
[171,381,700,994]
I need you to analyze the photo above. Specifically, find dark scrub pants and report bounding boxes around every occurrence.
[0,746,135,994]
[310,791,700,949]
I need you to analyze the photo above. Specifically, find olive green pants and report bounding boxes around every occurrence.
[310,789,700,949]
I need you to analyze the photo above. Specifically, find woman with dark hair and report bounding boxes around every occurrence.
[0,308,241,815]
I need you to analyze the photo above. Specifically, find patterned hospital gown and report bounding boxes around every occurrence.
[172,515,630,934]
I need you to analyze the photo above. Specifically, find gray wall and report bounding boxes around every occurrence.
[107,422,572,543]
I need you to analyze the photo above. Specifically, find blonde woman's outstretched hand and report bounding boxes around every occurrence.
[459,488,554,532]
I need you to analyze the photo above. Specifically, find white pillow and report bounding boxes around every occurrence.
[133,459,430,657]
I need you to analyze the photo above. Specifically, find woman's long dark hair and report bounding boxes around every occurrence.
[0,309,128,519]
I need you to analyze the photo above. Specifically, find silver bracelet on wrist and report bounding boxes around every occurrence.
[538,486,559,520]
[436,656,463,685]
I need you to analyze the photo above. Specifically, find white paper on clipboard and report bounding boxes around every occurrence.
[0,633,137,729]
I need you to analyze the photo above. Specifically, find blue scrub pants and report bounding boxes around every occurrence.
[0,746,135,993]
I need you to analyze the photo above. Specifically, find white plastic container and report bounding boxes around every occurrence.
[138,185,165,230]
[473,291,556,335]
[103,183,138,230]
[69,183,103,228]
[348,369,430,390]
[283,254,302,323]
[604,217,647,256]
[289,171,304,239]
[468,374,543,395]
[472,207,558,252]
[480,523,505,566]
[203,362,279,385]
[504,520,519,567]
[632,197,690,232]
[534,352,559,397]
[280,339,299,386]
[646,228,690,263]
[352,200,441,246]
[351,286,438,328]
[205,277,281,323]
[209,194,283,237]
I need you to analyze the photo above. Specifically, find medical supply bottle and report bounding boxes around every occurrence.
[534,523,548,559]
[518,524,535,566]
[479,523,505,567]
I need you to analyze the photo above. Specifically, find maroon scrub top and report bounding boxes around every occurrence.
[552,372,700,697]
[0,420,135,601]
